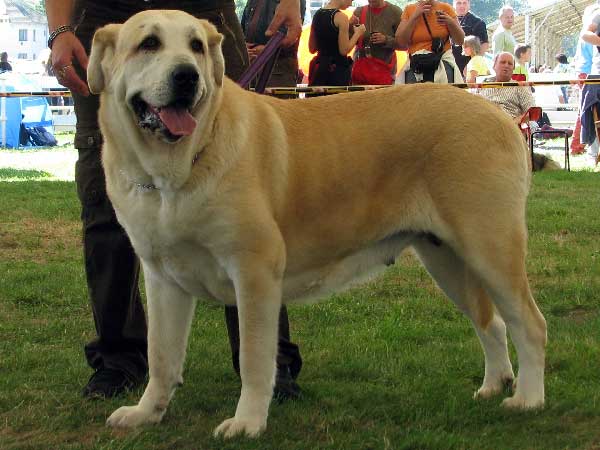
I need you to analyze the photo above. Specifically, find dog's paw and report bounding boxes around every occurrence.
[501,394,544,410]
[213,417,266,439]
[474,374,515,400]
[106,405,163,428]
[474,384,503,400]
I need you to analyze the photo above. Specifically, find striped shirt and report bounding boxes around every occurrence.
[479,77,535,119]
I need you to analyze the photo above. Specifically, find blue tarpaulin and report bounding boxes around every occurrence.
[1,72,54,148]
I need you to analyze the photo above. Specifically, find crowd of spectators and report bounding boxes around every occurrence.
[5,1,593,169]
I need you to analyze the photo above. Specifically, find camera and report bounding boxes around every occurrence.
[431,37,444,54]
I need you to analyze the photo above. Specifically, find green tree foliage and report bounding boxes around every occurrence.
[560,34,577,58]
[235,0,246,19]
[469,0,527,26]
[385,0,414,10]
[368,0,529,23]
[25,0,46,16]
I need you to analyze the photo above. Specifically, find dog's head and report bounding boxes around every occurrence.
[88,10,225,144]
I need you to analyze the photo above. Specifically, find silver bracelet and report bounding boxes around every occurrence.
[48,25,74,49]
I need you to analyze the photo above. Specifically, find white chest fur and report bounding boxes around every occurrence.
[114,187,238,305]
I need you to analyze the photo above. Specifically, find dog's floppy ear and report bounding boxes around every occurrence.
[201,20,225,87]
[88,24,121,94]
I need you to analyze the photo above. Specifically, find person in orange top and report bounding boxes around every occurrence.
[396,0,464,83]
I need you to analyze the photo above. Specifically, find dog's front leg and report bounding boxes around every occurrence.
[214,263,282,439]
[107,267,195,428]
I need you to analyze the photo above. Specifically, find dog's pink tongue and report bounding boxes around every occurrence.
[158,107,197,136]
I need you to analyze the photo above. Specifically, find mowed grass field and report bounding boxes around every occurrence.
[1,146,599,449]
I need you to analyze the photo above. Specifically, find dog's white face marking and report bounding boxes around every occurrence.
[124,22,206,143]
[89,11,224,144]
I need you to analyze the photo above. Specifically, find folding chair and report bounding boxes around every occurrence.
[519,106,541,168]
[520,106,571,171]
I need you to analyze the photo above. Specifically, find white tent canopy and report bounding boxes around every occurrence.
[487,0,594,67]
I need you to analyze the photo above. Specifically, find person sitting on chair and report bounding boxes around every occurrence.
[479,52,534,124]
[479,52,562,171]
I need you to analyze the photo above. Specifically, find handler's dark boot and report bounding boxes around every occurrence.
[273,365,301,403]
[82,366,142,399]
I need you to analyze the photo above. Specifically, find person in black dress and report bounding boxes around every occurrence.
[308,0,366,86]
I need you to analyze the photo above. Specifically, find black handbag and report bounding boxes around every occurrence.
[410,51,443,74]
[409,15,446,75]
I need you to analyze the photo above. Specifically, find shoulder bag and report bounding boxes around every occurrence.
[409,14,446,75]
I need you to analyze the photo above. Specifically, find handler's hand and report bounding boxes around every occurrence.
[434,10,451,26]
[51,32,89,96]
[415,1,432,16]
[246,43,266,62]
[354,24,367,37]
[370,32,387,45]
[265,0,302,47]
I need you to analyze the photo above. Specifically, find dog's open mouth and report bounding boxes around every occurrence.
[131,94,197,142]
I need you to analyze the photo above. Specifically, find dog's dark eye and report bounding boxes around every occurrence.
[190,39,204,54]
[139,35,160,51]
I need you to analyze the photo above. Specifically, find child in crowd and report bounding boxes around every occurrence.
[462,35,489,83]
[513,43,531,81]
[553,53,571,103]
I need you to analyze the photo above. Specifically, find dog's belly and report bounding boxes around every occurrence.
[282,232,416,304]
[141,231,416,306]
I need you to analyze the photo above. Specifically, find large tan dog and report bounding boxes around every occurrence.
[88,10,547,438]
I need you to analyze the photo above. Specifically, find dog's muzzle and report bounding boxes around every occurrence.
[129,64,200,143]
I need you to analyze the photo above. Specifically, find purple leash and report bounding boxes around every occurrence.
[238,31,285,94]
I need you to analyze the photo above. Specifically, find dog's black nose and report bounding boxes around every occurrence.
[171,64,199,92]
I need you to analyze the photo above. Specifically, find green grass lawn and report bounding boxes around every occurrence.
[0,160,599,449]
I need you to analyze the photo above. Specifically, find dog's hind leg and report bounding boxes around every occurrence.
[107,267,196,428]
[442,221,546,409]
[463,229,546,409]
[412,238,514,401]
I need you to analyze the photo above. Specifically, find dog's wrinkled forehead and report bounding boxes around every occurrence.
[118,10,210,55]
[88,10,225,95]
